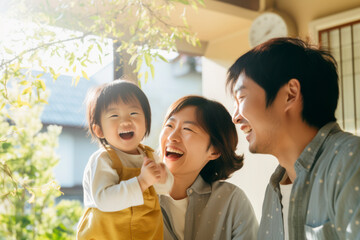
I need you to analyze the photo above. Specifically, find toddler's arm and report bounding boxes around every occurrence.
[84,152,144,212]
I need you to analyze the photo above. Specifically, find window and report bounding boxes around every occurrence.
[310,8,360,135]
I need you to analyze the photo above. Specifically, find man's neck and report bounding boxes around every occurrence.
[275,124,318,182]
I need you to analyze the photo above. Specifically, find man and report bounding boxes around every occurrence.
[227,37,360,240]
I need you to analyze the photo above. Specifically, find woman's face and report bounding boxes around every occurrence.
[160,106,217,178]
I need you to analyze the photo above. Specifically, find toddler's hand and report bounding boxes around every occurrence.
[158,163,168,184]
[137,158,160,192]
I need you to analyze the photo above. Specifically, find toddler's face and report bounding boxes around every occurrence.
[95,98,146,154]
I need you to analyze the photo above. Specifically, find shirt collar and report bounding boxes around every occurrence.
[159,175,211,204]
[295,121,341,173]
[188,175,211,195]
[269,122,340,191]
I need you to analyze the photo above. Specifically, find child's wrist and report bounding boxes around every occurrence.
[137,175,148,192]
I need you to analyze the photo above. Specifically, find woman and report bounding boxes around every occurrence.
[159,96,258,240]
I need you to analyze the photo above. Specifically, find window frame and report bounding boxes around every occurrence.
[309,7,360,135]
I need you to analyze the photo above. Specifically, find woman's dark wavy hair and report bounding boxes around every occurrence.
[85,79,151,146]
[163,95,244,183]
[227,37,339,129]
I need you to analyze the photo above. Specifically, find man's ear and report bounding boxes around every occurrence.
[92,124,104,138]
[285,78,302,112]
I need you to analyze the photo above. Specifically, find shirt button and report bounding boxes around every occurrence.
[188,189,193,194]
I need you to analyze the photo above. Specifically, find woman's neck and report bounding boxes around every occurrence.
[169,174,197,200]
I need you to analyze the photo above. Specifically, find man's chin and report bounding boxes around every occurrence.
[249,144,258,154]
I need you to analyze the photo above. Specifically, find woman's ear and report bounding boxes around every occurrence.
[208,145,221,161]
[92,124,104,138]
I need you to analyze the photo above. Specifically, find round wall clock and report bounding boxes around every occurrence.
[249,11,297,48]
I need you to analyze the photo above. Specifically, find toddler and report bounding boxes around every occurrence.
[77,80,173,240]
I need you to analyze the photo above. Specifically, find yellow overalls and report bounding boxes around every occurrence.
[77,144,164,240]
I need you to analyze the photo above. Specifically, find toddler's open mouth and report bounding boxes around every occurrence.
[119,131,134,140]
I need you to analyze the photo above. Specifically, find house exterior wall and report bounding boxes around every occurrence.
[201,0,360,221]
[54,127,98,187]
[140,57,202,150]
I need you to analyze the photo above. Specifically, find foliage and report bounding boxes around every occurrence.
[0,87,82,239]
[0,0,201,238]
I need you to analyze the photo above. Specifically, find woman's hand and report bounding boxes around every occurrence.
[137,158,161,192]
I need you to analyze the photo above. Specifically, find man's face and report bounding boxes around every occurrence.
[232,72,283,154]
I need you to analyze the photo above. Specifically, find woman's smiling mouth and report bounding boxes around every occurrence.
[165,147,184,159]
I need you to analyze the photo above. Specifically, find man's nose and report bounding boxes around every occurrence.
[232,106,243,124]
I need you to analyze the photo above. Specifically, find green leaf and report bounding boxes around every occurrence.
[49,67,55,75]
[150,64,155,79]
[74,75,80,86]
[4,47,13,54]
[134,58,143,73]
[129,54,138,66]
[20,80,29,85]
[157,54,169,63]
[53,73,60,81]
[0,103,5,111]
[22,87,32,95]
[144,71,148,83]
[144,53,151,67]
[69,53,75,66]
[137,72,143,79]
[39,99,48,104]
[87,44,94,55]
[82,70,89,80]
[96,42,103,53]
[37,80,46,91]
[36,73,44,78]
[197,0,205,6]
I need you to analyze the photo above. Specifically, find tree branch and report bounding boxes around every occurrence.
[0,32,92,69]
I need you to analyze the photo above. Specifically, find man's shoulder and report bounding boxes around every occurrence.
[330,128,360,143]
[323,130,360,171]
[326,129,360,155]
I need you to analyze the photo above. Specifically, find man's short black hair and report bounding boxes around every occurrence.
[227,37,339,129]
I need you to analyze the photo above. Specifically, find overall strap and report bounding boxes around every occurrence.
[138,144,155,161]
[104,145,123,177]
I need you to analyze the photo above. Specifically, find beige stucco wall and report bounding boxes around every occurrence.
[202,0,360,221]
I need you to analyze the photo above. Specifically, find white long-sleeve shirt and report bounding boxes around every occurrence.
[82,146,173,212]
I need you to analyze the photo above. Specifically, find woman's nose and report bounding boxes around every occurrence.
[167,128,180,142]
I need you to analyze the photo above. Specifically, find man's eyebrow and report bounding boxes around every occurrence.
[234,84,246,93]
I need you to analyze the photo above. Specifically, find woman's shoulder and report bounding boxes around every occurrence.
[211,180,247,197]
